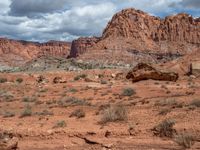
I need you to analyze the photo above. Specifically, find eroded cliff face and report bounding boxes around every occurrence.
[69,37,99,58]
[70,8,200,59]
[0,38,71,66]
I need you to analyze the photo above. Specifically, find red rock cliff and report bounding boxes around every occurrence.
[0,38,71,66]
[70,8,200,58]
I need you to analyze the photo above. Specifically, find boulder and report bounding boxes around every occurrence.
[126,63,178,82]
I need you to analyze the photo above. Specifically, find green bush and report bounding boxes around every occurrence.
[122,88,136,96]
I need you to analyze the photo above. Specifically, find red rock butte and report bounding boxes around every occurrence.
[69,8,200,60]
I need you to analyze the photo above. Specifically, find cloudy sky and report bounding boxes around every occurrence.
[0,0,199,42]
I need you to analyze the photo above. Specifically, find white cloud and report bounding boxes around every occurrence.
[0,0,199,42]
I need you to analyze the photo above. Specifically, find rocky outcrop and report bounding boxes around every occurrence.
[126,63,179,82]
[69,37,99,58]
[0,38,71,66]
[69,8,200,61]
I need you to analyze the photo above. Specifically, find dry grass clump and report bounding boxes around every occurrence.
[190,99,200,107]
[153,119,176,138]
[69,109,85,118]
[174,132,196,149]
[100,104,127,124]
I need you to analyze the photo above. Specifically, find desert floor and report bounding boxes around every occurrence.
[0,69,200,150]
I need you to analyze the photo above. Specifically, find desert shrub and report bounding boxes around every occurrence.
[22,96,37,102]
[174,132,196,148]
[122,88,136,96]
[0,78,7,83]
[3,111,15,118]
[35,110,54,116]
[70,109,85,118]
[155,99,178,107]
[74,74,87,81]
[190,99,200,107]
[100,105,127,124]
[69,88,78,93]
[100,80,107,84]
[0,91,14,102]
[158,108,171,115]
[58,97,90,107]
[16,78,23,83]
[20,105,32,118]
[53,120,66,128]
[153,119,176,138]
[37,75,46,83]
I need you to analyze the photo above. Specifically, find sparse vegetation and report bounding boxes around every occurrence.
[70,109,85,118]
[16,78,23,83]
[0,78,7,83]
[22,96,37,102]
[35,110,54,116]
[122,88,136,96]
[153,119,176,138]
[69,88,78,93]
[100,80,107,84]
[20,105,32,118]
[53,120,66,128]
[0,91,14,102]
[74,74,87,81]
[100,104,127,124]
[3,111,15,118]
[155,99,180,108]
[174,132,196,149]
[158,108,171,115]
[190,99,200,107]
[58,97,90,107]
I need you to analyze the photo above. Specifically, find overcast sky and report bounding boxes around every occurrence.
[0,0,199,42]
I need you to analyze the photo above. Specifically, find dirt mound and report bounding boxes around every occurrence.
[0,38,71,66]
[126,63,179,82]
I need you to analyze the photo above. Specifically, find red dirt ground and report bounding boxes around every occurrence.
[0,69,200,150]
